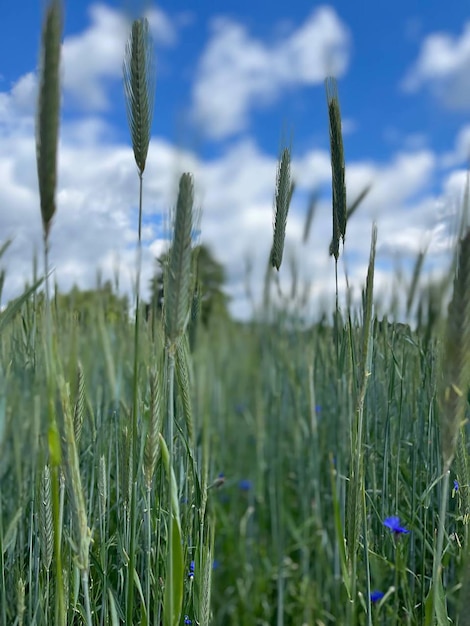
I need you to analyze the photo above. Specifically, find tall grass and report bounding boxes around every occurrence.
[1,5,470,626]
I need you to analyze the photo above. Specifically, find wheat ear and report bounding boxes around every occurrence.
[270,147,294,270]
[123,17,155,176]
[325,77,346,260]
[165,173,195,346]
[36,0,62,242]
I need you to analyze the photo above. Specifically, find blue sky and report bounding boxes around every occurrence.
[1,1,469,318]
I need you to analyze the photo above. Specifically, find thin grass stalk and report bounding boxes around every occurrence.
[432,472,451,624]
[58,376,92,626]
[98,454,108,625]
[406,248,427,318]
[438,230,470,622]
[144,367,163,621]
[160,414,184,626]
[440,229,470,472]
[347,184,371,222]
[302,191,318,243]
[124,430,136,623]
[361,485,372,626]
[460,168,470,235]
[123,18,155,622]
[35,1,64,621]
[458,556,470,626]
[347,225,376,621]
[455,430,470,520]
[328,185,371,258]
[17,577,25,626]
[27,494,36,625]
[0,499,6,626]
[166,349,176,625]
[199,519,214,626]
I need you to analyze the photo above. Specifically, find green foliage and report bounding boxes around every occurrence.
[53,281,129,324]
[1,257,470,625]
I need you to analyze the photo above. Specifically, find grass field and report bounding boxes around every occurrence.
[1,3,470,625]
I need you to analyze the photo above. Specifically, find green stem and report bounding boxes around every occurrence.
[126,158,144,626]
[167,347,176,624]
[433,470,450,620]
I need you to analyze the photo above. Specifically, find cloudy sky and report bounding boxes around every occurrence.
[1,0,469,319]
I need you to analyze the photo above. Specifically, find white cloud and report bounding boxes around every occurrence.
[0,0,467,322]
[0,60,461,322]
[192,6,351,139]
[403,22,470,109]
[0,104,463,321]
[440,124,470,167]
[0,73,37,129]
[62,3,176,111]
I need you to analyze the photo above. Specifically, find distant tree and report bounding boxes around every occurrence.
[148,244,230,328]
[54,280,129,324]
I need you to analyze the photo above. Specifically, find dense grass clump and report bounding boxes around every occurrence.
[1,3,470,626]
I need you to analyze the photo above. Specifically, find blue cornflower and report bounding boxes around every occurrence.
[184,616,192,625]
[384,516,409,535]
[188,560,195,580]
[238,479,252,491]
[370,590,384,603]
[454,479,459,492]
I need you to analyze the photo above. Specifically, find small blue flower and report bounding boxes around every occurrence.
[454,479,459,492]
[384,516,409,535]
[188,560,195,580]
[238,479,252,491]
[184,616,192,625]
[212,559,219,570]
[370,590,384,603]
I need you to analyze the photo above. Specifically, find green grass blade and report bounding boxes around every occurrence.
[160,434,184,626]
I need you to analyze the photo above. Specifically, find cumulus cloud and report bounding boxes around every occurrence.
[0,86,463,321]
[403,21,470,109]
[440,124,470,168]
[0,5,466,321]
[192,6,351,139]
[0,73,37,129]
[62,3,176,111]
